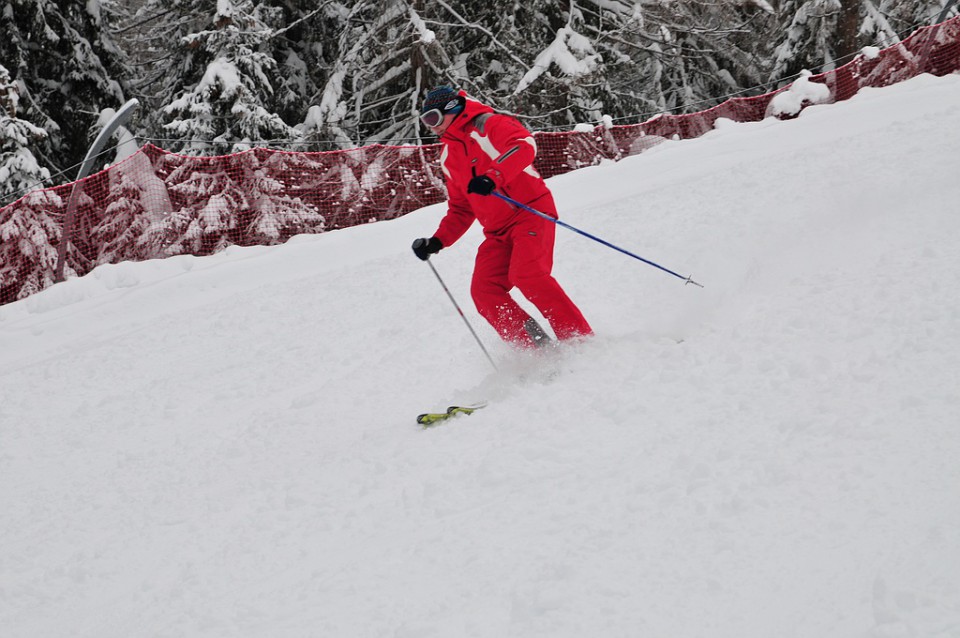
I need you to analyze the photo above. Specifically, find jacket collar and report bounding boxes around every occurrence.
[442,91,494,142]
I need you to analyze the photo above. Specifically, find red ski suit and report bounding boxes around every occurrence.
[431,93,592,346]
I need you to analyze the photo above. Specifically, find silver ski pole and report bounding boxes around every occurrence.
[424,259,498,372]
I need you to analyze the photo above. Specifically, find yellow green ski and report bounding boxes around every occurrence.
[417,403,487,427]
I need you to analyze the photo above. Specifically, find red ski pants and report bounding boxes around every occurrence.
[470,213,592,347]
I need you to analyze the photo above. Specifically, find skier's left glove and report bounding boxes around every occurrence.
[467,174,496,196]
[412,237,443,261]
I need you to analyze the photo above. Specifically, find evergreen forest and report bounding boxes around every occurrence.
[0,0,955,205]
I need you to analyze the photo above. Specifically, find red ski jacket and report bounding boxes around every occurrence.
[432,92,557,248]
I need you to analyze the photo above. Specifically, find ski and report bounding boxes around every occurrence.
[417,403,487,427]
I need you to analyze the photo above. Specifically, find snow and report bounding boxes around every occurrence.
[85,0,101,25]
[200,57,244,101]
[768,69,833,117]
[217,0,234,21]
[166,58,244,116]
[111,148,173,224]
[409,7,436,44]
[97,106,139,165]
[2,73,960,637]
[747,0,775,13]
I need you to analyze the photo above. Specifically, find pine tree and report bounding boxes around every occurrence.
[0,188,67,302]
[0,62,69,302]
[235,149,325,243]
[860,0,951,44]
[90,167,153,263]
[151,152,242,255]
[264,0,336,139]
[768,0,952,86]
[0,64,52,205]
[298,0,780,144]
[142,147,325,256]
[494,2,607,126]
[0,0,128,175]
[299,0,435,149]
[151,0,302,154]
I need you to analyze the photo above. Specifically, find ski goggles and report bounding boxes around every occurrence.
[419,108,446,128]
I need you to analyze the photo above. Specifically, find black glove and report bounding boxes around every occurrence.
[412,237,442,261]
[467,174,496,196]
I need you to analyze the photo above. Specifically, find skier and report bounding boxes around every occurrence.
[411,86,593,348]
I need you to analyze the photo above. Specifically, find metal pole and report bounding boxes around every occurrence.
[55,98,140,282]
[425,259,498,372]
[938,0,959,24]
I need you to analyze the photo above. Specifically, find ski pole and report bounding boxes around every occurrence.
[423,258,499,372]
[492,191,703,288]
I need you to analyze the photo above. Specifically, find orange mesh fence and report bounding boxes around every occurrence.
[2,16,958,306]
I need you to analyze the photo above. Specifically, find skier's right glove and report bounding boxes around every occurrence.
[412,237,442,261]
[467,175,496,196]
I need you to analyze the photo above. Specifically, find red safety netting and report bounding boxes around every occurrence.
[2,16,958,306]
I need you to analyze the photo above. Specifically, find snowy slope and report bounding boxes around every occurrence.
[2,73,960,638]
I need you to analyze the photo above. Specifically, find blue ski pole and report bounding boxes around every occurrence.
[492,191,703,288]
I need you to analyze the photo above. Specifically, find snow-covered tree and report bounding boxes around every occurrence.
[769,0,951,84]
[236,149,326,243]
[118,0,957,149]
[0,0,128,175]
[6,0,952,173]
[151,154,242,255]
[147,0,302,154]
[90,168,154,263]
[0,64,52,205]
[860,0,954,45]
[0,63,68,302]
[769,1,847,81]
[295,0,781,144]
[548,0,761,120]
[143,148,324,256]
[297,0,442,149]
[261,0,333,132]
[0,188,67,302]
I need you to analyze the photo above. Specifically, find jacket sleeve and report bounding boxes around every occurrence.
[481,115,539,189]
[433,184,475,247]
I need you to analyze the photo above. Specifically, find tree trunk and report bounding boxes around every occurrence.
[837,0,861,62]
[410,0,430,97]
